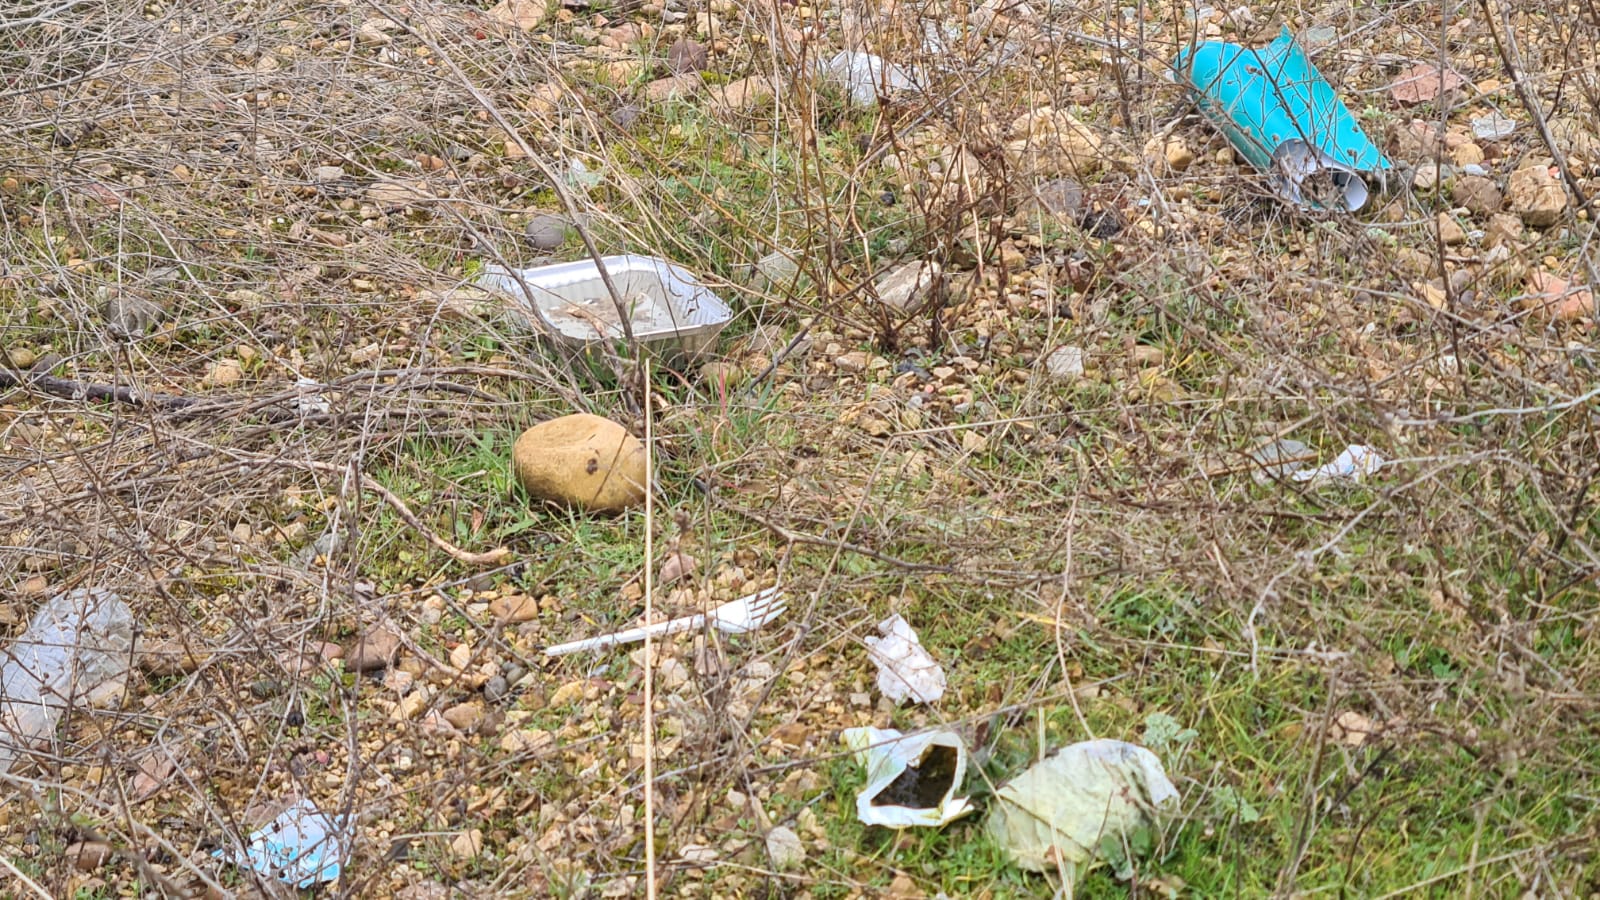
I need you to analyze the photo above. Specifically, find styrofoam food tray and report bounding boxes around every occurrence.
[477,254,731,357]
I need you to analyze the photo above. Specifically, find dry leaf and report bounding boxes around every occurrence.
[1525,271,1595,322]
[1389,63,1467,105]
[131,752,178,800]
[1331,710,1378,747]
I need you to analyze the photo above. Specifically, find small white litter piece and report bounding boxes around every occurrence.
[1270,140,1374,212]
[865,614,945,704]
[564,157,603,192]
[1291,444,1384,485]
[292,377,329,415]
[842,726,973,828]
[215,799,347,889]
[1471,111,1517,142]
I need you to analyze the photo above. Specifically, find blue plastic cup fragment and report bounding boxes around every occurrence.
[214,799,346,889]
[1176,27,1391,211]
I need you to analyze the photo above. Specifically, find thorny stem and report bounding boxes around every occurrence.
[369,0,640,351]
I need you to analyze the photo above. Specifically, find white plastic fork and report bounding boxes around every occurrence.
[542,586,786,657]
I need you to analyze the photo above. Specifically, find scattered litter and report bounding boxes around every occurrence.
[214,799,346,889]
[1247,438,1313,482]
[865,614,945,704]
[986,739,1179,879]
[750,249,802,291]
[1178,27,1390,211]
[1291,444,1384,484]
[1471,111,1517,142]
[820,50,918,107]
[872,259,942,314]
[1272,142,1378,210]
[1042,345,1087,382]
[0,588,134,774]
[841,726,973,828]
[292,377,329,415]
[477,254,732,359]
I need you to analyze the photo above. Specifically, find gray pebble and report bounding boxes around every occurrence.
[105,294,164,339]
[483,675,510,702]
[667,38,708,74]
[609,104,643,131]
[1032,178,1085,218]
[524,213,573,251]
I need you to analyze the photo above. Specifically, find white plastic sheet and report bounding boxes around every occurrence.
[819,51,919,107]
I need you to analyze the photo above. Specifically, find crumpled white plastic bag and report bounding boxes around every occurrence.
[986,739,1179,878]
[842,726,973,828]
[1292,444,1384,485]
[819,50,920,107]
[865,614,945,704]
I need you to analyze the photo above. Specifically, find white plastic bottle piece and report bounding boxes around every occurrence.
[0,588,135,774]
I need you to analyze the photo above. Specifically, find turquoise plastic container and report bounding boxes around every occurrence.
[1177,27,1390,210]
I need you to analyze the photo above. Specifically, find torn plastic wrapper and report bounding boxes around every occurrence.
[986,739,1179,879]
[865,614,946,705]
[214,799,346,889]
[1292,444,1384,484]
[1247,438,1313,482]
[842,726,973,828]
[1177,27,1391,211]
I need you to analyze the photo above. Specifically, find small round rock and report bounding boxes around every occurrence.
[484,675,511,702]
[512,413,648,512]
[765,826,805,870]
[524,213,574,251]
[667,38,708,74]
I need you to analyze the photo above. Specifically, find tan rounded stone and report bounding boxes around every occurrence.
[66,841,112,872]
[512,414,647,512]
[489,593,540,623]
